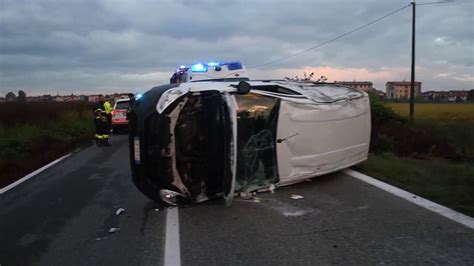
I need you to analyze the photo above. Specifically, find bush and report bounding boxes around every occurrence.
[367,92,469,161]
[367,91,406,153]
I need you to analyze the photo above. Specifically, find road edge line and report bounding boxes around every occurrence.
[343,169,474,230]
[0,153,72,194]
[164,207,181,266]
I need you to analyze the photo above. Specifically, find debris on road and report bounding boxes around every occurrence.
[253,197,261,203]
[108,227,120,233]
[269,184,276,194]
[239,192,253,199]
[290,194,304,200]
[115,208,125,216]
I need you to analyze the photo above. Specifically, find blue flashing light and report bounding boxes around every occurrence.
[135,93,143,100]
[226,62,243,70]
[207,62,220,67]
[191,63,207,72]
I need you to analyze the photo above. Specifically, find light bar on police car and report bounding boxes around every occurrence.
[191,63,207,72]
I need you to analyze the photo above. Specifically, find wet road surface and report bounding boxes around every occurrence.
[1,135,473,265]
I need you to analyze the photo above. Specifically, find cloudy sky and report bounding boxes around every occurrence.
[0,0,473,96]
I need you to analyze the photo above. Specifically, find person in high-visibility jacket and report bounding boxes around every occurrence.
[93,95,111,146]
[103,97,113,129]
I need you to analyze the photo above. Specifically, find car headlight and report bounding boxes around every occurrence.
[156,87,189,114]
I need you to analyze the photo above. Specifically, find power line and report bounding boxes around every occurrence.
[417,1,454,6]
[248,4,411,69]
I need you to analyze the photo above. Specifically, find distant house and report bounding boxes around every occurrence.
[26,96,39,102]
[54,95,67,102]
[88,95,101,102]
[0,97,5,102]
[334,80,373,92]
[422,90,447,101]
[386,81,422,99]
[40,95,53,101]
[71,95,87,101]
[447,90,468,102]
[422,90,468,102]
[52,94,87,102]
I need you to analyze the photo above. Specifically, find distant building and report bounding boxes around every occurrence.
[71,95,87,101]
[334,80,373,91]
[0,97,5,102]
[88,95,101,102]
[422,90,447,101]
[422,90,468,102]
[386,81,421,99]
[446,90,468,102]
[54,95,67,102]
[40,94,53,101]
[26,96,41,102]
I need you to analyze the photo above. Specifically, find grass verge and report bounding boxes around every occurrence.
[0,103,94,188]
[355,153,474,217]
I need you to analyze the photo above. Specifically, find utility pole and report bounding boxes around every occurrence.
[410,0,416,121]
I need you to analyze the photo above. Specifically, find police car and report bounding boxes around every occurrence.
[129,61,371,206]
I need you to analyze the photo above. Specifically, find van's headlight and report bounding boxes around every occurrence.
[159,189,186,205]
[156,88,189,114]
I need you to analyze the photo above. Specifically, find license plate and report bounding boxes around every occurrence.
[115,112,125,119]
[134,137,140,163]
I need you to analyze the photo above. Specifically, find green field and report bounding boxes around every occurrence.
[0,102,94,188]
[358,99,474,216]
[387,103,474,122]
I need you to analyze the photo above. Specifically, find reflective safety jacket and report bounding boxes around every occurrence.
[104,100,113,114]
[94,101,106,119]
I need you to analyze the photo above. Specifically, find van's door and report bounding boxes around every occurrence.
[222,93,237,205]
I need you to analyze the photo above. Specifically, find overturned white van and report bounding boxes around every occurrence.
[129,63,370,205]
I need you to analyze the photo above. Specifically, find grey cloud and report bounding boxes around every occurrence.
[0,0,473,95]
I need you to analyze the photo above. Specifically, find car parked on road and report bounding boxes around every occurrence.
[128,62,371,206]
[112,98,130,133]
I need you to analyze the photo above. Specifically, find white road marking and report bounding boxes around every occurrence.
[343,169,474,229]
[164,207,181,266]
[0,153,72,194]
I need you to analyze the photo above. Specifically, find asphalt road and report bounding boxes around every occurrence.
[1,135,473,266]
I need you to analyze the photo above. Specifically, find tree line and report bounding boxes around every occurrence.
[4,90,27,102]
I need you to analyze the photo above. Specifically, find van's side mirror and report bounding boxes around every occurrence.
[237,81,251,94]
